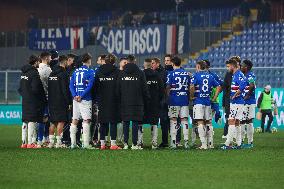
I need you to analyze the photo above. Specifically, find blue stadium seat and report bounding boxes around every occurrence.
[190,22,283,87]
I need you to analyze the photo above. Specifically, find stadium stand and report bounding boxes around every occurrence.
[186,22,284,88]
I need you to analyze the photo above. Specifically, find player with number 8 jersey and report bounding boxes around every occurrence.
[190,61,221,149]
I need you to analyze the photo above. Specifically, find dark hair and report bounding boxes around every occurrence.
[203,59,210,68]
[196,60,207,70]
[105,54,117,65]
[59,55,68,63]
[127,55,136,63]
[67,53,77,59]
[99,54,107,60]
[119,57,128,61]
[228,59,238,68]
[152,57,161,64]
[171,56,181,67]
[242,59,253,70]
[144,58,152,63]
[40,51,51,59]
[164,54,172,59]
[81,53,92,63]
[29,55,40,65]
[50,50,59,60]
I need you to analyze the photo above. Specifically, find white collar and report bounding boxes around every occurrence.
[39,63,49,68]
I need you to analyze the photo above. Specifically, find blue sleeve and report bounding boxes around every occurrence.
[69,72,76,98]
[81,70,95,99]
[211,76,220,88]
[216,74,223,86]
[238,76,247,92]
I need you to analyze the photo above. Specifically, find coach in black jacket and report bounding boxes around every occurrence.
[117,55,150,149]
[142,59,164,148]
[18,55,46,146]
[151,56,172,147]
[19,55,46,122]
[95,54,121,149]
[48,55,71,147]
[143,59,164,125]
[48,56,71,123]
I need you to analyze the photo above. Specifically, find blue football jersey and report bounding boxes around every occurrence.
[230,70,247,104]
[208,70,223,86]
[244,71,256,105]
[69,65,95,101]
[166,68,190,106]
[190,71,219,106]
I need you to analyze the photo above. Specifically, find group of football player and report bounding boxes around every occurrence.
[19,51,256,150]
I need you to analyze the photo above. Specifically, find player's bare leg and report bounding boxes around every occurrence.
[48,123,56,148]
[55,122,64,148]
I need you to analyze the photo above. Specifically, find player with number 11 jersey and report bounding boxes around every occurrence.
[69,53,95,149]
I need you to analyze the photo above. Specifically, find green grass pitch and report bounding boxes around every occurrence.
[0,126,284,189]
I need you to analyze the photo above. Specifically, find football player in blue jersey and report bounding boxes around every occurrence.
[190,61,221,149]
[166,56,191,149]
[240,59,256,148]
[204,60,223,148]
[222,59,247,150]
[69,53,95,149]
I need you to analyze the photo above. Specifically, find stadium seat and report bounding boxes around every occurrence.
[185,22,283,87]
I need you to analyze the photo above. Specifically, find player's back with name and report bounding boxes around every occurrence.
[191,71,219,106]
[167,68,190,106]
[69,65,95,101]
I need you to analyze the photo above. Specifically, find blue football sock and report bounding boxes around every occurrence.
[38,123,45,142]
